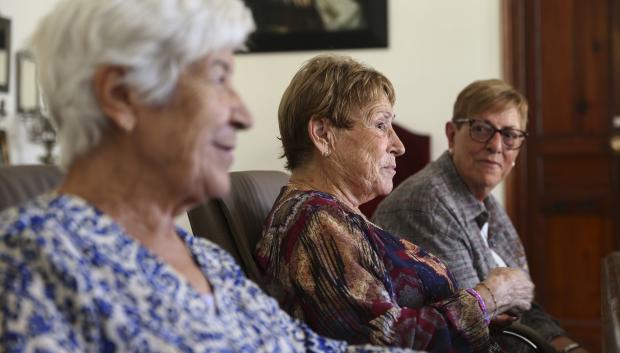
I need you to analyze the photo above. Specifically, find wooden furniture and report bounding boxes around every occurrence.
[602,252,620,353]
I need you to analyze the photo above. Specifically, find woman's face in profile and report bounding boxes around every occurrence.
[330,95,405,203]
[447,106,521,200]
[130,48,252,201]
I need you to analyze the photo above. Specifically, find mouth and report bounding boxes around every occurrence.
[214,142,235,152]
[382,165,397,174]
[478,159,502,168]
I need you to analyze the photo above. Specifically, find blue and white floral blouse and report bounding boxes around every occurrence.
[0,192,414,353]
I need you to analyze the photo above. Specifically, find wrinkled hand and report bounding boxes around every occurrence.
[475,267,534,316]
[489,313,518,329]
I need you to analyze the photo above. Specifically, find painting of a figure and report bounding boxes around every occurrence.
[243,0,387,52]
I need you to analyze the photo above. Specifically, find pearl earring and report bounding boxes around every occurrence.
[512,162,516,167]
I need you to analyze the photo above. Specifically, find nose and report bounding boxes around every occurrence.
[229,87,253,130]
[390,128,405,157]
[486,130,503,152]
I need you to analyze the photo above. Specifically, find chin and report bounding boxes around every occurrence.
[203,172,232,199]
[375,182,394,197]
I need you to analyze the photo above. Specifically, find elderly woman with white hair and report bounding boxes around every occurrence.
[0,1,414,352]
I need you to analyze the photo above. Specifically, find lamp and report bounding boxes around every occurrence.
[16,50,56,165]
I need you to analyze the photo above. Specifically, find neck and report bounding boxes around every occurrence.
[58,138,192,244]
[289,159,366,214]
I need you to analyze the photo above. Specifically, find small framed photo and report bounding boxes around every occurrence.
[243,0,387,53]
[0,130,9,165]
[0,17,11,93]
[16,51,40,114]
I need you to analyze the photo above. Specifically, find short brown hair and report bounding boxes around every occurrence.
[452,79,528,129]
[278,54,395,170]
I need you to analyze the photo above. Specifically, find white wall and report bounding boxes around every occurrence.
[234,0,502,172]
[0,0,59,165]
[0,0,504,224]
[232,0,505,202]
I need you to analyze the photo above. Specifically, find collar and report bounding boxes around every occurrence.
[435,151,489,226]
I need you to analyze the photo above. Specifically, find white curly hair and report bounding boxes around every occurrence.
[29,0,255,168]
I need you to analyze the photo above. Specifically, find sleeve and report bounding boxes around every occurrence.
[285,206,490,352]
[0,246,79,353]
[216,242,420,353]
[373,204,570,345]
[372,206,482,289]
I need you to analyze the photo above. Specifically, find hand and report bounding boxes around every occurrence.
[475,267,534,316]
[489,313,519,329]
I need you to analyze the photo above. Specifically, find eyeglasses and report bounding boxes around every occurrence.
[453,118,528,150]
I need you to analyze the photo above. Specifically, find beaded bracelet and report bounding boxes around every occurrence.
[479,282,497,317]
[466,288,490,325]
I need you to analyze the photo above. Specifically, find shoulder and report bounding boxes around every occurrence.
[269,188,351,228]
[0,193,78,259]
[186,233,247,278]
[377,158,453,215]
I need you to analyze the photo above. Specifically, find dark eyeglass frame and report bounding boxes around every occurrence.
[453,118,528,150]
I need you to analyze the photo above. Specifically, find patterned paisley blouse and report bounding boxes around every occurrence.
[0,192,416,353]
[255,186,492,353]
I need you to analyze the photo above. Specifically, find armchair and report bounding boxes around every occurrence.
[0,164,63,212]
[187,169,555,353]
[187,170,289,288]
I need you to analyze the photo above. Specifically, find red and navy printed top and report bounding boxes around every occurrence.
[255,185,494,353]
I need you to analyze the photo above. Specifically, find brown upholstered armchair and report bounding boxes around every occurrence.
[0,165,556,353]
[187,170,289,288]
[186,169,554,353]
[0,165,63,212]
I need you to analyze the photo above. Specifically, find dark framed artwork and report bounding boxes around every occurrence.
[0,17,11,92]
[0,130,9,165]
[243,0,387,53]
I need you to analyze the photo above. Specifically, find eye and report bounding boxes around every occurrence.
[376,121,387,131]
[208,64,230,85]
[501,129,520,140]
[213,72,228,85]
[471,122,491,133]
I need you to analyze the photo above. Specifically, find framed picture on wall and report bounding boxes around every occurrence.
[0,130,9,165]
[243,0,387,53]
[0,17,11,92]
[16,51,40,114]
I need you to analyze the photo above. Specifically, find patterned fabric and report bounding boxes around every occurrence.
[372,151,566,342]
[0,192,417,353]
[255,185,492,353]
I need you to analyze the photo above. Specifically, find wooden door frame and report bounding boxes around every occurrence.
[505,0,620,251]
[501,0,535,244]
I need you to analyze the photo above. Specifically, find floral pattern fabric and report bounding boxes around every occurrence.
[0,192,415,353]
[255,186,492,353]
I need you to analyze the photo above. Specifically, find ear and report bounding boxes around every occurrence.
[93,66,137,132]
[307,116,334,156]
[445,121,456,150]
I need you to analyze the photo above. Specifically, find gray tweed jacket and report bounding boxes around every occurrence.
[372,150,566,342]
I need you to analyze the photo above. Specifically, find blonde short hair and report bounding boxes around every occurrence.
[278,54,395,170]
[452,79,528,129]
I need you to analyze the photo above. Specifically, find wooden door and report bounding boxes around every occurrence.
[504,0,620,351]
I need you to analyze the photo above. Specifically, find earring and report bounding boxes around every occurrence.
[448,147,454,155]
[512,162,516,167]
